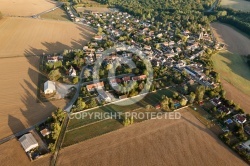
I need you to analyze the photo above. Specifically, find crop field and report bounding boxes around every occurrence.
[0,56,68,139]
[40,7,70,21]
[63,89,174,147]
[221,0,250,12]
[211,22,250,112]
[0,0,58,16]
[58,109,247,166]
[0,17,95,57]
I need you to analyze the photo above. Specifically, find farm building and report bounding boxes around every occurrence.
[18,133,39,152]
[44,80,56,94]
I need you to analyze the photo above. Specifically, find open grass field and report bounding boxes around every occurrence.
[57,109,247,166]
[40,7,70,21]
[211,22,250,112]
[0,139,51,166]
[63,89,173,147]
[0,17,95,57]
[221,0,250,12]
[0,0,58,16]
[0,56,67,139]
[76,7,111,13]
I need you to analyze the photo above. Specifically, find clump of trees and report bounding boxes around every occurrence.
[122,115,134,126]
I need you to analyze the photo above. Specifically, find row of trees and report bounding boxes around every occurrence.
[48,108,65,152]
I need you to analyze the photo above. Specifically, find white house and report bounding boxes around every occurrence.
[19,133,39,152]
[44,81,56,94]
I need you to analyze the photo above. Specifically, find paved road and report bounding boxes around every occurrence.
[207,0,219,12]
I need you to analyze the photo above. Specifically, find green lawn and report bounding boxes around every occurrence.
[63,89,173,147]
[211,51,250,95]
[221,0,250,12]
[63,119,123,147]
[40,7,70,21]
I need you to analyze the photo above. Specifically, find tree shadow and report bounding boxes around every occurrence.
[218,52,250,82]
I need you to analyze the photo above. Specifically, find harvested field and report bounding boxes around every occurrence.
[40,7,70,21]
[211,22,250,112]
[0,56,66,139]
[76,7,111,13]
[0,17,95,57]
[0,139,51,166]
[57,109,247,166]
[211,22,250,55]
[0,0,58,16]
[221,0,250,12]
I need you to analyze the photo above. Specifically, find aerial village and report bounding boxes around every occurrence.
[16,5,250,163]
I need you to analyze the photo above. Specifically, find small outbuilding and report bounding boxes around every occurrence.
[44,81,56,94]
[18,133,39,152]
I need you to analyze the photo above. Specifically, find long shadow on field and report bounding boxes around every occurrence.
[8,115,26,136]
[218,52,250,82]
[182,115,242,157]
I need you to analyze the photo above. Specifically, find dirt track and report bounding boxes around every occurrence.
[0,0,58,16]
[0,17,95,57]
[57,109,247,166]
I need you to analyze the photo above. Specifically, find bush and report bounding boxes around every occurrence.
[73,77,79,84]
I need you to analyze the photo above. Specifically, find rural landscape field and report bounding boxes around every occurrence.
[211,22,250,112]
[0,0,58,16]
[0,17,95,57]
[57,109,246,166]
[0,0,250,165]
[221,0,250,12]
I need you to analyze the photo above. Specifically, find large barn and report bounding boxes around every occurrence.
[18,133,39,152]
[44,80,56,94]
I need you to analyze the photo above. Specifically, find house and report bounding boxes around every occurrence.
[47,56,58,63]
[109,78,121,87]
[155,104,161,109]
[86,82,104,92]
[40,128,51,137]
[233,114,247,124]
[69,67,77,77]
[98,89,111,102]
[132,75,147,81]
[44,81,56,95]
[243,140,250,151]
[19,133,39,152]
[122,76,130,82]
[218,105,231,115]
[94,36,103,41]
[144,45,151,51]
[119,94,127,99]
[210,98,221,106]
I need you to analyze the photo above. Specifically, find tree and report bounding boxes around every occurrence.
[84,69,91,78]
[89,98,97,108]
[180,98,188,106]
[48,69,61,81]
[76,97,86,111]
[73,77,79,84]
[195,85,205,102]
[189,92,196,104]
